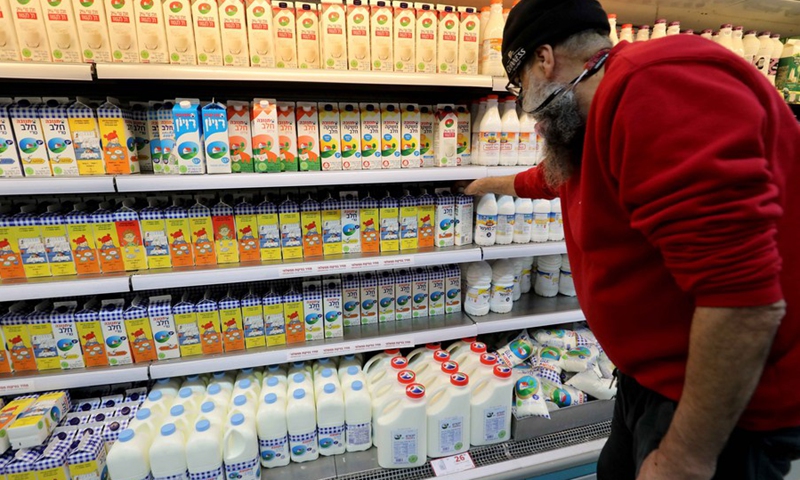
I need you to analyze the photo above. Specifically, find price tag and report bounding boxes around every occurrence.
[384,336,414,349]
[278,265,317,277]
[350,259,382,271]
[0,379,35,395]
[316,263,349,274]
[287,347,323,361]
[352,340,386,352]
[431,452,475,476]
[381,256,414,268]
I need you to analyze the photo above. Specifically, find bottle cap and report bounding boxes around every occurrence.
[293,373,306,383]
[397,370,416,384]
[324,383,336,394]
[385,349,400,355]
[352,381,364,391]
[608,13,616,19]
[233,395,247,407]
[433,350,451,363]
[179,387,192,398]
[451,372,469,387]
[390,357,409,370]
[148,391,162,402]
[293,389,306,400]
[195,420,210,433]
[405,383,426,399]
[470,342,487,354]
[494,365,513,378]
[170,405,185,416]
[136,408,151,421]
[346,366,360,376]
[212,372,226,379]
[161,424,176,436]
[264,393,278,405]
[238,379,251,390]
[267,377,280,387]
[441,360,459,374]
[231,413,245,426]
[426,343,441,350]
[118,429,134,442]
[481,352,499,366]
[201,401,215,413]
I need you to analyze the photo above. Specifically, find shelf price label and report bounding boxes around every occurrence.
[278,265,317,277]
[381,256,414,268]
[431,452,476,476]
[0,380,35,395]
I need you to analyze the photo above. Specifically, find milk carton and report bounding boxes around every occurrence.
[379,193,399,251]
[378,270,395,322]
[42,0,81,63]
[360,193,379,253]
[255,198,281,261]
[97,98,139,174]
[417,189,434,247]
[398,192,417,250]
[320,195,342,255]
[338,103,361,170]
[98,299,134,366]
[173,98,205,174]
[219,0,248,66]
[173,294,202,357]
[394,268,412,320]
[300,196,322,257]
[322,277,343,338]
[435,5,457,74]
[433,104,457,167]
[192,0,223,65]
[251,98,280,173]
[211,198,239,264]
[345,0,369,70]
[11,0,51,62]
[369,0,392,71]
[399,103,420,168]
[105,0,139,63]
[455,104,470,165]
[295,2,319,68]
[28,303,61,371]
[318,102,342,170]
[129,103,152,172]
[0,100,21,177]
[427,266,445,316]
[379,103,401,168]
[0,0,21,61]
[302,280,324,341]
[73,0,112,63]
[296,101,321,171]
[148,295,180,360]
[419,105,434,167]
[340,273,360,327]
[164,202,194,268]
[123,297,157,364]
[262,289,285,346]
[320,0,346,69]
[454,192,473,246]
[67,99,105,175]
[202,102,230,174]
[282,286,305,344]
[115,202,147,271]
[227,101,254,172]
[2,304,37,371]
[10,99,51,177]
[456,6,477,74]
[359,272,378,324]
[164,0,196,64]
[75,301,108,367]
[272,1,297,68]
[279,196,303,259]
[157,102,177,173]
[276,101,298,171]
[392,1,414,72]
[246,0,275,67]
[51,301,85,370]
[218,292,245,352]
[134,0,168,63]
[411,267,428,318]
[8,391,70,449]
[40,99,78,177]
[195,293,223,354]
[0,396,38,452]
[235,199,259,262]
[359,102,381,170]
[68,433,107,480]
[241,289,266,349]
[414,2,436,73]
[434,188,454,247]
[445,264,461,313]
[339,190,360,253]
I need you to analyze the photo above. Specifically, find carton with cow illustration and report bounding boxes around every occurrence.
[75,300,108,367]
[300,196,322,258]
[218,293,245,352]
[359,193,379,253]
[427,265,445,316]
[320,195,342,256]
[172,293,203,357]
[278,196,303,260]
[39,206,77,277]
[322,276,343,338]
[173,99,205,174]
[318,102,342,170]
[27,302,61,371]
[123,297,157,363]
[67,99,105,176]
[3,303,37,372]
[64,206,101,275]
[394,268,412,320]
[262,289,286,346]
[211,199,239,264]
[435,188,455,247]
[227,101,254,172]
[241,289,266,349]
[234,200,259,263]
[49,302,85,370]
[9,99,50,177]
[302,280,324,341]
[399,191,418,251]
[445,263,461,314]
[378,270,395,322]
[339,190,361,253]
[251,98,280,173]
[114,202,147,272]
[40,99,79,177]
[411,266,428,318]
[195,293,223,354]
[98,299,134,366]
[341,273,360,327]
[255,198,281,262]
[2,206,51,279]
[0,99,23,178]
[164,201,194,268]
[0,215,25,281]
[202,102,231,173]
[282,286,305,344]
[296,101,321,171]
[91,204,124,274]
[188,199,216,266]
[147,295,180,360]
[359,272,378,324]
[96,99,140,174]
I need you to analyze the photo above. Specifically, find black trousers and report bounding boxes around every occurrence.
[596,372,800,480]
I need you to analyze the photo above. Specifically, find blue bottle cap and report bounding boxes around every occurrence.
[264,393,278,405]
[230,413,245,426]
[208,384,221,395]
[179,387,192,398]
[233,395,247,407]
[201,401,215,413]
[323,383,336,394]
[195,420,210,433]
[352,381,363,391]
[170,405,184,416]
[293,389,305,400]
[135,408,151,421]
[267,377,280,387]
[161,423,176,436]
[118,429,134,442]
[292,373,306,383]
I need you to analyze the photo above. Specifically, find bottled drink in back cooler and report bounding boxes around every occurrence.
[499,97,519,166]
[464,261,492,316]
[548,198,564,241]
[480,0,504,76]
[471,98,486,165]
[490,259,514,314]
[478,96,501,166]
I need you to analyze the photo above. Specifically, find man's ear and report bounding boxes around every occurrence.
[534,44,557,80]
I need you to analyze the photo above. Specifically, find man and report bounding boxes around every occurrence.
[464,0,800,478]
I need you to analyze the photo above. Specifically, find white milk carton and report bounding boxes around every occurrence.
[411,267,428,318]
[320,0,346,69]
[359,272,378,324]
[433,104,457,167]
[345,0,369,71]
[246,0,274,67]
[338,103,361,170]
[157,101,177,173]
[192,0,223,65]
[11,0,51,62]
[272,1,297,68]
[378,270,395,322]
[414,2,436,73]
[296,101,321,171]
[98,299,134,366]
[0,100,23,177]
[295,2,319,69]
[129,103,152,172]
[318,102,342,171]
[42,0,81,63]
[51,301,85,369]
[105,0,139,63]
[302,280,324,341]
[399,103,419,168]
[339,190,360,253]
[444,264,461,313]
[164,0,197,64]
[435,4,457,74]
[379,103,401,169]
[392,1,414,72]
[40,98,79,176]
[226,100,253,173]
[322,276,343,338]
[134,0,169,63]
[173,98,205,174]
[148,295,180,360]
[10,98,51,176]
[202,102,231,174]
[394,268,412,320]
[419,104,434,167]
[276,101,297,171]
[456,104,470,165]
[341,273,360,327]
[359,102,380,170]
[0,0,21,61]
[427,265,445,316]
[219,0,248,66]
[456,6,478,74]
[369,0,392,71]
[251,98,280,173]
[73,0,113,63]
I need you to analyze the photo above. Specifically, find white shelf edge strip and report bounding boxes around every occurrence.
[481,242,567,260]
[0,276,131,302]
[492,76,509,92]
[485,165,531,177]
[0,177,116,195]
[474,309,586,334]
[0,364,149,395]
[0,62,94,81]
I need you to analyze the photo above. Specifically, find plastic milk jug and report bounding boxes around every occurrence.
[260,375,286,401]
[470,365,514,446]
[427,372,470,457]
[495,195,515,245]
[375,384,427,468]
[167,404,196,435]
[444,337,476,358]
[371,370,417,447]
[344,380,372,452]
[337,354,363,377]
[368,357,409,393]
[150,424,188,480]
[414,350,451,386]
[532,199,550,242]
[229,394,256,420]
[107,429,151,480]
[480,0,503,75]
[182,375,207,394]
[407,343,440,372]
[316,383,346,455]
[499,97,520,166]
[490,259,515,313]
[478,95,501,166]
[363,348,402,380]
[474,194,498,246]
[187,419,224,480]
[451,341,486,368]
[287,388,319,462]
[513,198,533,243]
[465,261,492,316]
[256,393,290,468]
[469,352,499,383]
[223,413,261,480]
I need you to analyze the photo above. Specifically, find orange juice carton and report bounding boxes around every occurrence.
[399,191,418,250]
[379,103,401,168]
[455,104,470,165]
[147,295,179,360]
[246,0,275,68]
[219,0,248,66]
[433,103,457,167]
[234,200,259,262]
[10,0,51,62]
[295,101,320,171]
[195,293,223,354]
[255,197,281,261]
[241,289,266,349]
[392,1,414,72]
[338,102,360,170]
[7,390,70,449]
[295,2,319,69]
[164,0,196,65]
[456,6,478,74]
[345,0,369,70]
[282,287,305,344]
[163,201,194,267]
[0,396,38,452]
[251,98,280,173]
[191,0,223,65]
[359,193,379,253]
[0,100,23,177]
[202,101,230,173]
[10,206,52,278]
[262,288,286,346]
[435,4,457,74]
[321,0,346,69]
[227,100,254,173]
[379,192,399,251]
[42,0,81,63]
[394,268,412,320]
[369,0,392,71]
[73,0,113,63]
[39,206,77,277]
[105,0,139,63]
[341,273,360,327]
[98,299,133,366]
[318,102,341,171]
[378,270,395,322]
[173,98,205,174]
[139,200,171,270]
[134,0,169,63]
[359,272,378,324]
[172,293,203,357]
[322,276,343,338]
[272,1,297,68]
[300,195,322,257]
[188,199,216,266]
[359,102,380,170]
[419,104,434,167]
[414,2,436,73]
[218,292,245,352]
[445,263,461,313]
[399,103,420,168]
[427,265,445,315]
[416,189,434,248]
[129,103,152,172]
[302,280,324,341]
[9,99,51,177]
[75,300,108,367]
[114,202,147,271]
[211,199,239,264]
[91,204,124,273]
[0,0,21,61]
[411,266,428,317]
[123,297,157,363]
[27,301,60,371]
[339,190,361,254]
[97,98,140,174]
[40,98,78,176]
[67,99,105,175]
[276,101,297,171]
[278,196,302,259]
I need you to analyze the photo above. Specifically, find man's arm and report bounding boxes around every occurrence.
[463,174,518,196]
[639,302,785,480]
[463,162,560,199]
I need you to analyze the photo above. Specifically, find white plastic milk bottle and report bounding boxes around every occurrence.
[107,429,152,480]
[468,352,499,382]
[187,419,224,480]
[204,383,231,413]
[337,354,363,377]
[513,198,533,243]
[141,390,171,419]
[314,368,342,397]
[453,341,487,372]
[316,383,347,455]
[344,380,372,452]
[425,360,460,392]
[445,337,476,357]
[499,97,519,166]
[532,199,551,242]
[376,384,428,469]
[427,372,471,458]
[490,259,515,314]
[150,423,188,480]
[287,388,319,462]
[470,365,514,446]
[209,371,235,393]
[256,393,291,468]
[414,350,451,387]
[518,109,538,166]
[371,370,418,448]
[340,365,367,389]
[151,378,181,399]
[228,395,256,420]
[173,387,203,412]
[223,413,261,480]
[182,375,207,394]
[475,194,498,246]
[168,404,196,435]
[233,379,260,404]
[128,408,160,439]
[464,261,492,316]
[478,96,501,166]
[197,401,226,427]
[495,195,515,245]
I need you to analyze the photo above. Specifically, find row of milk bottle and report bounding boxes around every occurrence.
[473,95,541,166]
[474,195,563,247]
[463,257,535,316]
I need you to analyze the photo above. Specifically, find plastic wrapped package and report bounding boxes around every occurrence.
[514,375,549,419]
[530,328,579,350]
[541,380,589,408]
[566,368,616,401]
[562,345,600,373]
[597,352,615,379]
[496,330,536,368]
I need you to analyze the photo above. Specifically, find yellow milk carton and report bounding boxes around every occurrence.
[195,293,223,354]
[172,294,203,357]
[164,201,194,268]
[241,289,266,349]
[282,287,305,344]
[218,293,245,352]
[318,102,341,171]
[378,192,399,251]
[246,0,275,67]
[211,199,239,264]
[10,207,52,279]
[65,206,101,276]
[10,99,51,177]
[188,199,216,266]
[359,102,380,170]
[98,299,133,366]
[300,196,322,258]
[359,193,379,253]
[234,200,259,263]
[40,99,78,176]
[255,198,281,261]
[192,0,223,65]
[50,301,86,370]
[338,103,360,170]
[320,195,342,256]
[379,103,401,168]
[114,202,147,272]
[416,189,434,248]
[419,104,434,167]
[39,207,77,277]
[147,295,180,360]
[398,191,418,250]
[139,201,171,270]
[8,391,70,449]
[123,297,157,363]
[67,99,105,175]
[75,300,108,367]
[278,197,302,259]
[91,204,125,274]
[262,289,285,346]
[0,396,38,452]
[27,302,61,371]
[97,99,140,174]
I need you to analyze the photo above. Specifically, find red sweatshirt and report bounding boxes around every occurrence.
[514,37,800,431]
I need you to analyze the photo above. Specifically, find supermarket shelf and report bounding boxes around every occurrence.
[0,363,149,396]
[0,176,116,195]
[149,312,477,378]
[485,165,531,177]
[95,64,493,89]
[0,273,131,302]
[481,242,567,260]
[470,293,584,334]
[130,245,482,291]
[0,62,94,82]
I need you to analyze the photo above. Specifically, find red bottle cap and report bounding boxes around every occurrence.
[433,350,451,363]
[470,342,487,354]
[390,357,408,370]
[480,353,498,366]
[441,360,459,374]
[406,383,426,399]
[397,370,416,384]
[450,372,469,387]
[494,365,512,378]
